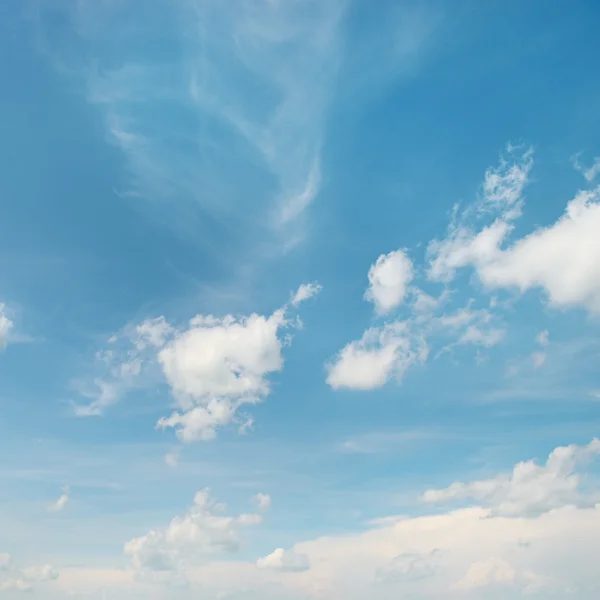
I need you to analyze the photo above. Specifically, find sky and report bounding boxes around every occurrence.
[1,0,600,598]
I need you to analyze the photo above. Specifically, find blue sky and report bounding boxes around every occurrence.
[1,0,600,598]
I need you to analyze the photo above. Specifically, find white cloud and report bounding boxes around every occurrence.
[252,493,271,512]
[326,322,427,390]
[124,489,262,572]
[364,250,414,315]
[427,145,533,282]
[572,153,600,182]
[0,303,13,348]
[75,290,309,439]
[50,438,600,598]
[476,187,600,313]
[157,310,287,442]
[422,438,600,516]
[256,548,309,573]
[48,486,70,513]
[291,282,322,307]
[426,146,600,314]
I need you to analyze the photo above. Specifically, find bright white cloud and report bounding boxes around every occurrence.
[476,187,600,313]
[256,548,309,573]
[124,489,262,573]
[291,282,322,307]
[426,146,600,314]
[364,250,414,315]
[48,486,70,513]
[0,303,13,348]
[326,322,427,390]
[157,310,287,442]
[252,493,271,512]
[423,439,600,516]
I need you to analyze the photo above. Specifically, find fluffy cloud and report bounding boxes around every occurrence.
[427,146,600,314]
[291,282,322,306]
[48,486,70,513]
[326,322,427,390]
[476,187,600,313]
[256,548,309,572]
[157,310,287,442]
[76,285,317,440]
[0,303,13,348]
[47,439,600,599]
[364,250,414,315]
[326,301,504,391]
[124,489,262,573]
[422,438,600,516]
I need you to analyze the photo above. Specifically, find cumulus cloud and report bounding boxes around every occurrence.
[326,322,427,390]
[422,438,600,516]
[48,486,70,513]
[252,493,271,512]
[427,146,600,314]
[475,187,600,313]
[364,250,414,315]
[0,303,13,348]
[291,282,322,307]
[326,301,504,391]
[256,548,309,573]
[50,437,600,598]
[124,489,262,573]
[156,310,287,442]
[76,286,313,440]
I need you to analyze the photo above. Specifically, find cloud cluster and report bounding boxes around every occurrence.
[328,144,600,391]
[50,439,600,600]
[423,438,600,516]
[124,489,264,574]
[75,284,319,442]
